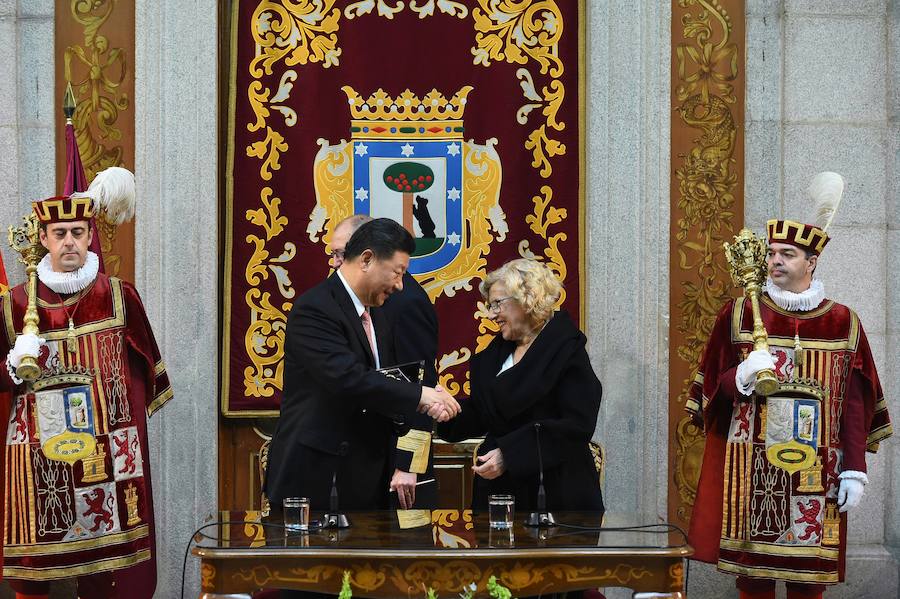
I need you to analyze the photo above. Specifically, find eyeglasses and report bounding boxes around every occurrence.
[487,297,514,313]
[330,249,345,260]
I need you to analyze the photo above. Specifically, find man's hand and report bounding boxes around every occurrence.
[390,469,417,510]
[838,471,868,513]
[8,333,46,368]
[418,384,460,422]
[735,349,776,395]
[473,448,506,480]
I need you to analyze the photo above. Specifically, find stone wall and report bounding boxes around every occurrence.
[134,1,219,598]
[0,1,896,598]
[0,0,55,289]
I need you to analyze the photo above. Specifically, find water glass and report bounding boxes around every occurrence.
[489,525,515,547]
[283,496,310,532]
[488,494,515,529]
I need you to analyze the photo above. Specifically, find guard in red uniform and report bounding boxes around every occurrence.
[1,169,172,599]
[686,173,892,599]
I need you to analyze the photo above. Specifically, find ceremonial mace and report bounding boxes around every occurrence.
[8,212,45,382]
[723,228,778,396]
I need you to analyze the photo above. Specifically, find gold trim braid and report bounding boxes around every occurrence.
[3,525,149,557]
[396,430,432,475]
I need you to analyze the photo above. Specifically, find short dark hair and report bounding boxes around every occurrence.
[344,218,415,261]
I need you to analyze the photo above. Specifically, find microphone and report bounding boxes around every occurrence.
[323,471,350,529]
[524,423,556,528]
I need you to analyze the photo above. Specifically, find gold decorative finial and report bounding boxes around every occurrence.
[8,212,46,382]
[63,82,76,123]
[724,228,779,396]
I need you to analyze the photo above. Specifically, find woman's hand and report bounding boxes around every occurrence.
[473,448,506,480]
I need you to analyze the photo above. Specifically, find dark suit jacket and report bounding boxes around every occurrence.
[437,311,604,512]
[264,273,422,510]
[381,272,439,508]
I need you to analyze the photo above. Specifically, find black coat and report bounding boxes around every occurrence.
[437,311,603,512]
[264,274,422,510]
[381,272,439,386]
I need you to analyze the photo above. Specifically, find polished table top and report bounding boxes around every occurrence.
[192,509,689,556]
[193,511,691,597]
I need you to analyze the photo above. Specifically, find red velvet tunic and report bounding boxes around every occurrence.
[686,295,892,585]
[0,274,171,591]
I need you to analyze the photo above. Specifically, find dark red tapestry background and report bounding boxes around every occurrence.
[223,0,585,415]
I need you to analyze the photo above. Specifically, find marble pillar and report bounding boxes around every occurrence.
[134,1,219,598]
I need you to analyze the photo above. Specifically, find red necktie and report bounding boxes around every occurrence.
[360,309,377,361]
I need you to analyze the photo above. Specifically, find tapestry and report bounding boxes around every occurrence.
[223,0,586,415]
[668,0,745,526]
[54,0,136,281]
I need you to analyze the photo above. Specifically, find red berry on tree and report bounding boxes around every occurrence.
[386,175,393,182]
[405,185,411,191]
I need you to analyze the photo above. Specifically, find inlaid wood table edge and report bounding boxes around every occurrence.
[193,511,693,598]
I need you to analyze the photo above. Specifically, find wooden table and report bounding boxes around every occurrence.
[193,510,691,598]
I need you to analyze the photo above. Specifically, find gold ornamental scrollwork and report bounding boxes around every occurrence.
[673,415,705,518]
[344,0,469,20]
[671,0,742,519]
[392,560,484,594]
[472,0,566,178]
[64,0,131,277]
[200,563,216,590]
[249,1,341,77]
[495,562,651,591]
[669,562,685,590]
[232,559,656,595]
[242,0,342,400]
[232,564,344,588]
[437,348,472,396]
[470,1,569,356]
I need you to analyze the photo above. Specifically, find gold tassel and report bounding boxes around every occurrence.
[67,318,77,353]
[793,332,803,378]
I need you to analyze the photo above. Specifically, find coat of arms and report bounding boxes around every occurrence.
[309,86,506,299]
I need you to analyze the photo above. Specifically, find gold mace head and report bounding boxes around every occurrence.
[8,212,44,265]
[723,228,768,289]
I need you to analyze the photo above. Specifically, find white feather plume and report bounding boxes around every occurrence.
[808,171,844,232]
[70,166,136,225]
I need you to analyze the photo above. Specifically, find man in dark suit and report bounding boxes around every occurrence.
[265,218,458,514]
[328,214,440,510]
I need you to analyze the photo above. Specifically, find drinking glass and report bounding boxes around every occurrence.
[283,497,310,532]
[488,494,515,529]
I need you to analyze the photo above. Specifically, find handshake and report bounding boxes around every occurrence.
[417,384,460,422]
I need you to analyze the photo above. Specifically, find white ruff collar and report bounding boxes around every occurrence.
[37,251,100,295]
[764,278,825,312]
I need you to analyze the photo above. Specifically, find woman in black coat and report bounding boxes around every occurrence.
[438,258,604,513]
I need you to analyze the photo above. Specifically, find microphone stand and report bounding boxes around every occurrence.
[524,423,557,528]
[323,472,350,529]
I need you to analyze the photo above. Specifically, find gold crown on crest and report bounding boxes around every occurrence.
[342,85,473,121]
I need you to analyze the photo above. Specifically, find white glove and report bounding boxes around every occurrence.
[735,349,776,395]
[6,333,46,385]
[837,470,868,513]
[8,333,45,369]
